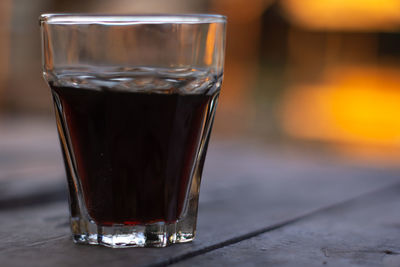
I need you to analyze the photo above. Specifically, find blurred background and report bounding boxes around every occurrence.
[1,0,400,169]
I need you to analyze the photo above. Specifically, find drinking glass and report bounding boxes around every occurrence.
[40,14,226,248]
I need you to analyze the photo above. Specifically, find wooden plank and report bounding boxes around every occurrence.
[0,117,67,209]
[0,117,61,177]
[172,184,400,267]
[0,142,399,266]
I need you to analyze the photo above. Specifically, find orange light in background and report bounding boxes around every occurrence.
[281,0,400,31]
[281,66,400,147]
[212,0,274,21]
[209,0,274,136]
[204,23,217,66]
[0,0,11,109]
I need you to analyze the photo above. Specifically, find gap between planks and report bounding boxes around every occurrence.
[147,182,400,267]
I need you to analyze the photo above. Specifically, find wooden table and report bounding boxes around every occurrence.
[1,118,400,267]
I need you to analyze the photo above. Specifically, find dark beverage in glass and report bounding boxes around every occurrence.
[50,70,218,226]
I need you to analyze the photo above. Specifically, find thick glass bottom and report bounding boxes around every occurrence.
[71,218,195,248]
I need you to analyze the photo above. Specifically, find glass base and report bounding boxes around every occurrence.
[71,218,195,248]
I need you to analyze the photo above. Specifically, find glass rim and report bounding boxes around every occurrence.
[39,13,227,25]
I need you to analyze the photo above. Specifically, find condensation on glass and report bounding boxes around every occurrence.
[40,14,226,248]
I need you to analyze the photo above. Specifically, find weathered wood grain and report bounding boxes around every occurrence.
[0,143,399,266]
[173,184,400,267]
[1,118,400,266]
